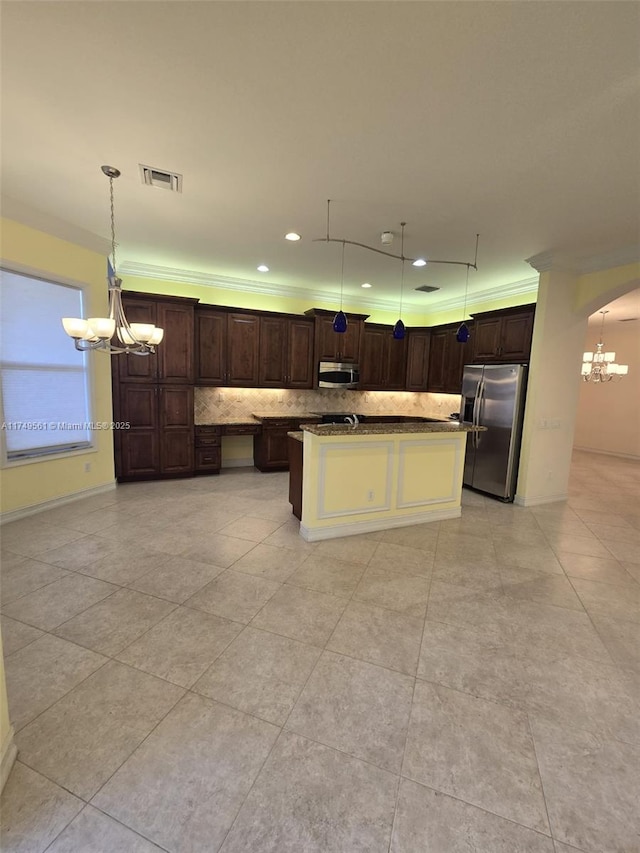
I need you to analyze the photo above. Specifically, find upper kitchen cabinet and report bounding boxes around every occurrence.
[195,308,227,384]
[118,293,196,384]
[360,324,407,390]
[426,322,472,394]
[259,315,314,388]
[195,307,260,386]
[470,304,535,363]
[405,328,431,391]
[227,312,260,386]
[305,308,369,367]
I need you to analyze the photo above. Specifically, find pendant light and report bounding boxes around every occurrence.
[333,239,348,333]
[393,222,406,340]
[456,234,479,344]
[62,166,163,355]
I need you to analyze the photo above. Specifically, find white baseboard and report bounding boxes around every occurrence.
[0,481,117,525]
[300,507,461,541]
[221,458,256,469]
[1,728,17,793]
[514,492,569,507]
[573,446,640,461]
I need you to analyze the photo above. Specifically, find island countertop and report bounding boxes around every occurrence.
[299,422,486,436]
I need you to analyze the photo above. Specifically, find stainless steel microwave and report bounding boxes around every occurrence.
[318,361,360,389]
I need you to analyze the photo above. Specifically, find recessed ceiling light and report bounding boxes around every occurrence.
[412,258,427,267]
[257,264,269,272]
[361,282,372,288]
[285,232,301,241]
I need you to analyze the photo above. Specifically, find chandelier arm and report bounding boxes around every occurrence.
[312,237,477,269]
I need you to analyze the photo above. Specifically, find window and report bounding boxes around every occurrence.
[0,269,93,461]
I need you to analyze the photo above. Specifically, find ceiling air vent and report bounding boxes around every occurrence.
[414,285,440,293]
[139,164,183,192]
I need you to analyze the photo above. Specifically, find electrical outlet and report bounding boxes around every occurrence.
[84,462,91,473]
[367,489,374,501]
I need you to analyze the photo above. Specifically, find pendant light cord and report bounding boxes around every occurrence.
[339,239,345,311]
[399,222,405,319]
[462,265,469,319]
[109,175,117,275]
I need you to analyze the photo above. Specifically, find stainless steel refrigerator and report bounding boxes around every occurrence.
[459,363,528,502]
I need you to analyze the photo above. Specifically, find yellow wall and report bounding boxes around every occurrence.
[0,219,115,514]
[575,262,640,315]
[124,274,537,328]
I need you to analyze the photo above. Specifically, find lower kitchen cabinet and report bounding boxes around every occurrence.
[254,418,319,472]
[194,425,221,474]
[114,385,194,481]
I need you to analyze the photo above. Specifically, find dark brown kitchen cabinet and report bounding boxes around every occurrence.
[117,294,195,384]
[405,328,431,391]
[195,309,227,384]
[426,323,472,394]
[471,304,535,363]
[114,384,193,480]
[304,309,369,372]
[195,425,221,475]
[111,292,197,481]
[254,418,320,472]
[360,324,407,390]
[259,316,314,388]
[227,312,260,386]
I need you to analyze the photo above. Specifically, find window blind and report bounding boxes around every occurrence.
[0,270,92,459]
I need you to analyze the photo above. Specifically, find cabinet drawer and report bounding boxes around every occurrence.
[195,435,221,447]
[195,425,222,436]
[195,446,221,470]
[223,423,260,436]
[261,419,297,430]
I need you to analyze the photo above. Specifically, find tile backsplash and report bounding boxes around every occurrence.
[195,387,461,423]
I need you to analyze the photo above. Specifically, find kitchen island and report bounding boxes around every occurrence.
[289,421,485,541]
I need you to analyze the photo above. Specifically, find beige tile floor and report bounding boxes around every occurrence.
[1,450,639,853]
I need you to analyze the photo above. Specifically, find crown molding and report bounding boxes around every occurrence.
[1,196,111,256]
[118,260,538,317]
[526,245,640,275]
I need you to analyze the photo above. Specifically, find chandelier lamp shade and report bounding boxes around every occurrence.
[315,201,479,339]
[581,310,628,382]
[62,166,164,355]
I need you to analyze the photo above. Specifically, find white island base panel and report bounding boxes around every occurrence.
[300,429,466,541]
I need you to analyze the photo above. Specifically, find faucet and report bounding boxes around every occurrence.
[344,414,359,429]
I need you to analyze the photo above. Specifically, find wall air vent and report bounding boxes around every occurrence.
[139,165,183,192]
[414,285,440,293]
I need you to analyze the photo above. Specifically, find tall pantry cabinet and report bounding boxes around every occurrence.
[112,293,197,481]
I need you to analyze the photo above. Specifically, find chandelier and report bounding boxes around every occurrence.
[314,201,479,334]
[62,166,164,355]
[581,310,628,382]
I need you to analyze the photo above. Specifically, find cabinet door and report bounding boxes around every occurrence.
[405,330,431,391]
[445,333,470,394]
[157,302,194,383]
[386,335,408,390]
[196,310,227,384]
[227,313,260,386]
[316,316,361,363]
[500,312,534,361]
[255,428,290,470]
[259,316,287,387]
[471,317,501,362]
[117,299,158,383]
[159,386,193,474]
[426,329,449,391]
[287,319,314,388]
[360,326,386,389]
[117,385,159,478]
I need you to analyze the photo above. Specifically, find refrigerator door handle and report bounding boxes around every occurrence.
[474,378,485,448]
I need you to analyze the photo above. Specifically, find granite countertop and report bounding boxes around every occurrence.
[300,422,486,436]
[251,412,322,421]
[196,417,260,426]
[287,431,304,442]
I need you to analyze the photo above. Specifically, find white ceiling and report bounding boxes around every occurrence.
[2,1,639,316]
